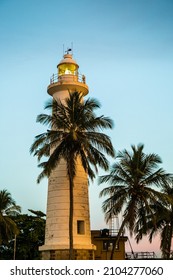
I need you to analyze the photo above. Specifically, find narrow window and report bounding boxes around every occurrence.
[77,220,85,234]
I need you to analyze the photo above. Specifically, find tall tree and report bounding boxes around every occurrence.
[135,180,173,259]
[0,189,21,245]
[99,144,172,259]
[30,91,115,259]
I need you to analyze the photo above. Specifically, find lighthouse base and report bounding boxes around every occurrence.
[39,244,96,260]
[40,248,95,260]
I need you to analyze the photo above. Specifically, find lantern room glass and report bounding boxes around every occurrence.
[58,63,78,76]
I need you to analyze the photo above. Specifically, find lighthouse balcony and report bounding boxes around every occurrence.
[50,73,86,85]
[47,73,89,96]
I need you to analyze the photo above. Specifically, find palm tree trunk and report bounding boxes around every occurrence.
[163,223,173,259]
[69,175,74,260]
[167,224,173,259]
[110,218,127,260]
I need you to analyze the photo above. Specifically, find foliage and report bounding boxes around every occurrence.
[0,189,21,245]
[135,180,173,259]
[30,91,115,183]
[0,210,46,260]
[99,144,172,259]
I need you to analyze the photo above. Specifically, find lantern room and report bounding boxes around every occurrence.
[57,53,79,76]
[47,52,89,97]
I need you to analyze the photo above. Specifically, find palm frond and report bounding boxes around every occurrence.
[31,91,114,183]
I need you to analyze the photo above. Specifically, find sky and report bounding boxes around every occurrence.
[0,0,173,256]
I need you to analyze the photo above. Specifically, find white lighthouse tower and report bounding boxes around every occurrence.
[40,50,95,260]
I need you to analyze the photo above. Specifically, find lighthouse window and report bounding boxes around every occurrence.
[77,220,85,234]
[58,63,78,76]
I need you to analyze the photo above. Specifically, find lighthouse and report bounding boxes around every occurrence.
[39,50,95,260]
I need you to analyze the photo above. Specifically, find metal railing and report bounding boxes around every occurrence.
[126,251,157,259]
[50,73,86,85]
[100,229,123,237]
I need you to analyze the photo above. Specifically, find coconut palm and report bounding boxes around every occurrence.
[0,189,21,245]
[99,144,171,259]
[30,91,115,259]
[135,180,173,259]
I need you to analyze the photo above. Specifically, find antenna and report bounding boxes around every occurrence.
[63,44,64,56]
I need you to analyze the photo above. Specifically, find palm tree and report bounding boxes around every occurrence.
[135,180,173,259]
[0,189,21,245]
[30,91,115,259]
[99,144,172,259]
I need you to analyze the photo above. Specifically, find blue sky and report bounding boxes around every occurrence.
[0,0,173,254]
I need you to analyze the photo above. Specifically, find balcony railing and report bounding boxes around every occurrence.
[126,251,157,259]
[50,73,86,85]
[100,228,122,237]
